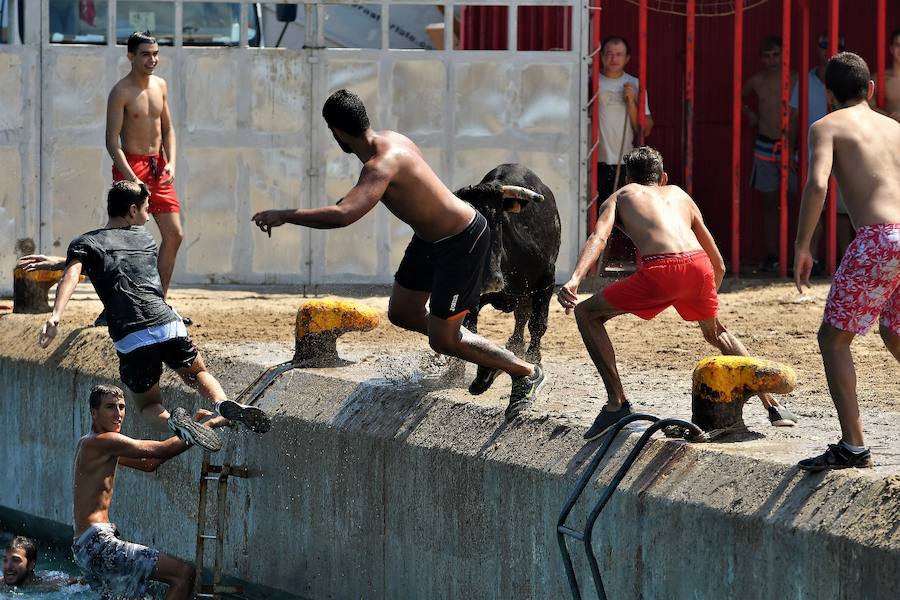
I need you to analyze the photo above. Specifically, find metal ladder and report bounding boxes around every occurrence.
[194,454,250,599]
[193,360,298,598]
[556,414,703,600]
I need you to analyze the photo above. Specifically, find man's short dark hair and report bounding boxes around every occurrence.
[825,52,870,103]
[600,36,630,56]
[127,30,157,54]
[818,31,845,50]
[107,180,149,218]
[6,537,37,568]
[89,384,124,410]
[624,146,664,185]
[322,89,370,136]
[890,28,900,46]
[761,36,782,52]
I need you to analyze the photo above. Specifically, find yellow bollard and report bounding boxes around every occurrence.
[293,298,380,364]
[692,356,796,432]
[13,267,83,314]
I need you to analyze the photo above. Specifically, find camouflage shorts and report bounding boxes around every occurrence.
[72,523,159,599]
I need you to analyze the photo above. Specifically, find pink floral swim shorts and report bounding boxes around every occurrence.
[824,223,900,335]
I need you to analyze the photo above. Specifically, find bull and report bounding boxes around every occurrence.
[454,164,562,395]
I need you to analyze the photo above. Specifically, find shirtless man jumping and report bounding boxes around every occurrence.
[72,384,217,599]
[794,52,900,471]
[558,146,797,440]
[252,89,545,418]
[106,31,183,309]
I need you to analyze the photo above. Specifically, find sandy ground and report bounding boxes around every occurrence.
[3,277,899,470]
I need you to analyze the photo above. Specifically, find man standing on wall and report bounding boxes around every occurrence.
[596,36,653,208]
[106,31,187,323]
[794,53,900,470]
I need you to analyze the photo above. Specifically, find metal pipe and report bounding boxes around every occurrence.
[557,413,660,600]
[779,0,791,278]
[638,0,648,144]
[588,0,601,236]
[684,0,695,196]
[799,1,810,202]
[194,454,211,592]
[731,0,744,277]
[876,0,886,109]
[826,0,839,274]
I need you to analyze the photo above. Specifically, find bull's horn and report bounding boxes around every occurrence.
[500,185,544,203]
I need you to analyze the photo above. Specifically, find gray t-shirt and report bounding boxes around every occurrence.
[66,226,176,342]
[598,72,651,165]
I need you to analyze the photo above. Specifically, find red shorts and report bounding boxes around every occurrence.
[112,153,180,214]
[603,250,718,321]
[824,223,900,336]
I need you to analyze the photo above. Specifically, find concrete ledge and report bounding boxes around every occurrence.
[1,316,898,599]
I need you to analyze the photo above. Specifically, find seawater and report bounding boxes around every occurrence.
[1,532,92,599]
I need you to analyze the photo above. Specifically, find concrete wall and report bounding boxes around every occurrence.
[0,0,585,294]
[1,317,898,599]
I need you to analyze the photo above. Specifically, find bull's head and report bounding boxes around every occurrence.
[454,183,544,294]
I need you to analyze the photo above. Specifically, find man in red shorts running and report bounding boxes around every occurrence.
[106,31,183,308]
[558,146,797,440]
[794,53,900,471]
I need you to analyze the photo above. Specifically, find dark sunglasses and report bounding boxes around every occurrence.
[818,40,845,50]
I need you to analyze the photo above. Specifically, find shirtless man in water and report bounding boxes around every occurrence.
[558,146,798,441]
[71,384,219,599]
[794,52,900,471]
[106,31,183,305]
[252,89,545,418]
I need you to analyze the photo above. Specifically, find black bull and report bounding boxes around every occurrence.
[454,164,562,395]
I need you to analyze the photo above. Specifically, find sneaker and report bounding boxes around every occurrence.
[167,407,222,452]
[768,405,798,427]
[469,366,501,396]
[583,401,634,441]
[216,399,272,434]
[181,315,194,327]
[506,365,545,421]
[798,443,873,472]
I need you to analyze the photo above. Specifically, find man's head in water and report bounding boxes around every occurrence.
[3,537,37,587]
[89,384,126,434]
[825,52,873,107]
[107,180,151,225]
[322,89,371,154]
[126,31,159,77]
[624,146,667,186]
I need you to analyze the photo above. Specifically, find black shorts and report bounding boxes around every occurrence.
[394,211,490,320]
[117,337,198,394]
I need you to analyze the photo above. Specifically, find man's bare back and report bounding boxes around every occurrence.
[359,130,474,241]
[813,103,900,227]
[613,183,706,256]
[108,74,166,156]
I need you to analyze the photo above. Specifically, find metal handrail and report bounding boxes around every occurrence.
[557,414,703,600]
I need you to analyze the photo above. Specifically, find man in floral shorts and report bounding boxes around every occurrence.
[795,52,900,470]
